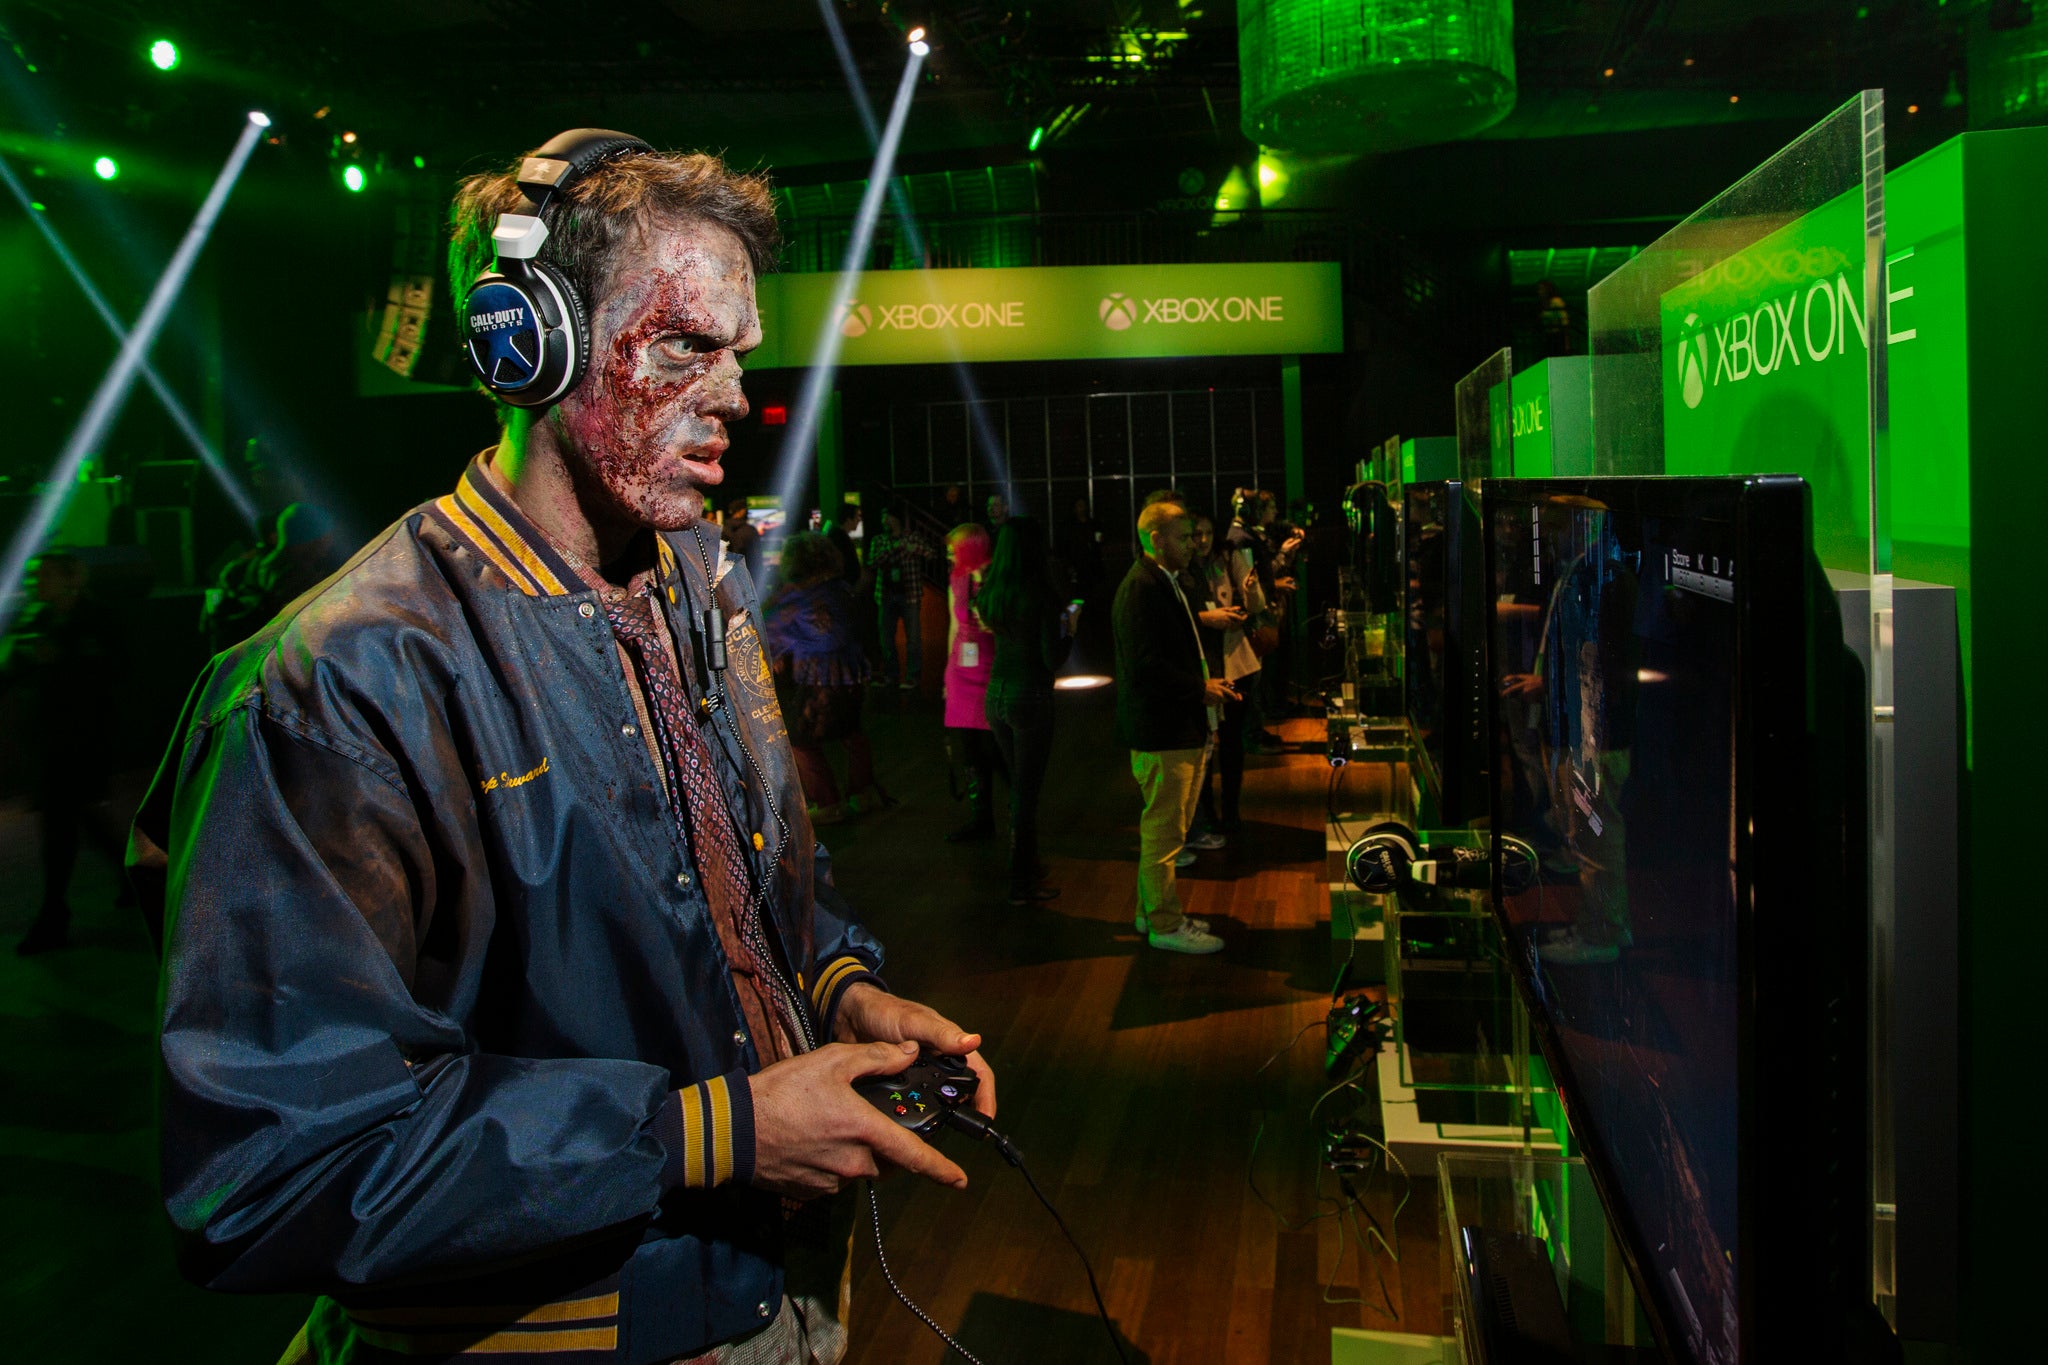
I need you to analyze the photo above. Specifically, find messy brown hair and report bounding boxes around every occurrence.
[448,146,780,353]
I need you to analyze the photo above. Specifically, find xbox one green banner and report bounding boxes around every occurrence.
[1660,187,1875,572]
[746,261,1342,368]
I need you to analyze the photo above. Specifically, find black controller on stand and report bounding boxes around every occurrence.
[853,1050,981,1139]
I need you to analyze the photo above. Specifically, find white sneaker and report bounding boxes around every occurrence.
[1148,921,1225,955]
[1135,911,1210,934]
[1174,849,1198,868]
[1184,831,1227,851]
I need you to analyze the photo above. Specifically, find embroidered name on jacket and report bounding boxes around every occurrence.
[481,756,550,794]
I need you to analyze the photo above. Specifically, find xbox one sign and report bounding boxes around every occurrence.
[1658,184,1875,574]
[1671,270,1868,411]
[1100,291,1287,329]
[749,261,1340,368]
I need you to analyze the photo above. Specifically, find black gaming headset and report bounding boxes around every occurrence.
[458,128,653,408]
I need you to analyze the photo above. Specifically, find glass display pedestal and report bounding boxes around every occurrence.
[1436,1153,1659,1364]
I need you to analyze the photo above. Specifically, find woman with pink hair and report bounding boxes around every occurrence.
[942,523,1002,842]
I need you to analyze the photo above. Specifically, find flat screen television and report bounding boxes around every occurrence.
[1483,476,1869,1365]
[1404,480,1487,825]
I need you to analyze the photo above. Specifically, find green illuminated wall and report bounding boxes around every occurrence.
[1879,128,2048,1363]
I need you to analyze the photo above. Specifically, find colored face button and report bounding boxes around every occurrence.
[894,1105,908,1116]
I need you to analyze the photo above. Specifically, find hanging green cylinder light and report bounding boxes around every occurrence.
[1239,0,1517,155]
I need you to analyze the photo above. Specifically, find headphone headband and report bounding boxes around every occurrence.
[515,129,653,214]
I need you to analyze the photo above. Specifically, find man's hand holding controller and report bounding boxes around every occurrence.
[747,983,995,1200]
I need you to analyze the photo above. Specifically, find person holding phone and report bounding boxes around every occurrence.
[973,516,1070,905]
[1114,502,1236,955]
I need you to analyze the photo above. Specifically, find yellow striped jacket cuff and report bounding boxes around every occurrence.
[652,1071,754,1191]
[809,953,885,1041]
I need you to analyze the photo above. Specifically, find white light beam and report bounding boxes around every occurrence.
[0,155,261,531]
[774,48,924,517]
[0,114,267,634]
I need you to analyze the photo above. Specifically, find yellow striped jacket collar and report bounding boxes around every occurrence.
[432,455,688,598]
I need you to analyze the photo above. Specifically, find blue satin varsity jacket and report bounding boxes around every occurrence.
[132,457,885,1364]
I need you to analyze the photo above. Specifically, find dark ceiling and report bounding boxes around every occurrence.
[3,1,1975,193]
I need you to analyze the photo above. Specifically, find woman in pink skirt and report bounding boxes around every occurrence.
[942,523,1001,842]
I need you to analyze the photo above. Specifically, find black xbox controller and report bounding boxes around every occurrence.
[853,1049,979,1138]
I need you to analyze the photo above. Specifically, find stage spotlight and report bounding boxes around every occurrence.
[906,26,926,43]
[149,39,180,72]
[249,110,271,128]
[93,156,118,180]
[1,114,268,633]
[0,155,261,530]
[1028,125,1045,152]
[342,164,365,192]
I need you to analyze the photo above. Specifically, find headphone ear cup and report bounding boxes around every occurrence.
[527,259,592,402]
[1346,820,1420,895]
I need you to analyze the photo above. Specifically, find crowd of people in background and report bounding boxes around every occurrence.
[742,481,1309,956]
[4,476,1313,959]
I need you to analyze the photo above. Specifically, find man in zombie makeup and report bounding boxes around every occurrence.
[131,141,994,1365]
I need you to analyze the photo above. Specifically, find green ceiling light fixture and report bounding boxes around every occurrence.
[1028,125,1045,152]
[342,164,365,192]
[93,156,118,180]
[1238,0,1516,153]
[149,38,180,72]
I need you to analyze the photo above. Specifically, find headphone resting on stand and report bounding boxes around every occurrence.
[458,128,653,408]
[1345,820,1537,897]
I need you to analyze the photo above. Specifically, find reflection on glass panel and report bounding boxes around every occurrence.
[1586,92,1884,576]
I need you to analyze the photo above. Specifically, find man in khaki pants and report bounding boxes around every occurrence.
[1112,502,1239,954]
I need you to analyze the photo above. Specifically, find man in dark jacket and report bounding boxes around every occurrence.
[1112,502,1236,955]
[132,135,994,1365]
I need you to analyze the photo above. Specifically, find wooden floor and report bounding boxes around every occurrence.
[0,685,1444,1364]
[830,687,1441,1365]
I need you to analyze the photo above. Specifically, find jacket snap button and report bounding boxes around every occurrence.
[677,871,692,888]
[733,1029,748,1047]
[755,1300,771,1319]
[622,723,637,738]
[578,602,595,619]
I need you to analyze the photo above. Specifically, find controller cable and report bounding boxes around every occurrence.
[863,1110,1133,1365]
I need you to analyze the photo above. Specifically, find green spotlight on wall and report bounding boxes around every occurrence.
[342,164,365,192]
[93,156,119,181]
[1027,125,1045,152]
[149,38,180,72]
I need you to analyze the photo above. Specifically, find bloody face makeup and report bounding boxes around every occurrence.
[551,218,761,532]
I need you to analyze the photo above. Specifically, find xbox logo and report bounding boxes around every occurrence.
[839,301,872,338]
[1099,293,1136,331]
[1678,311,1708,410]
